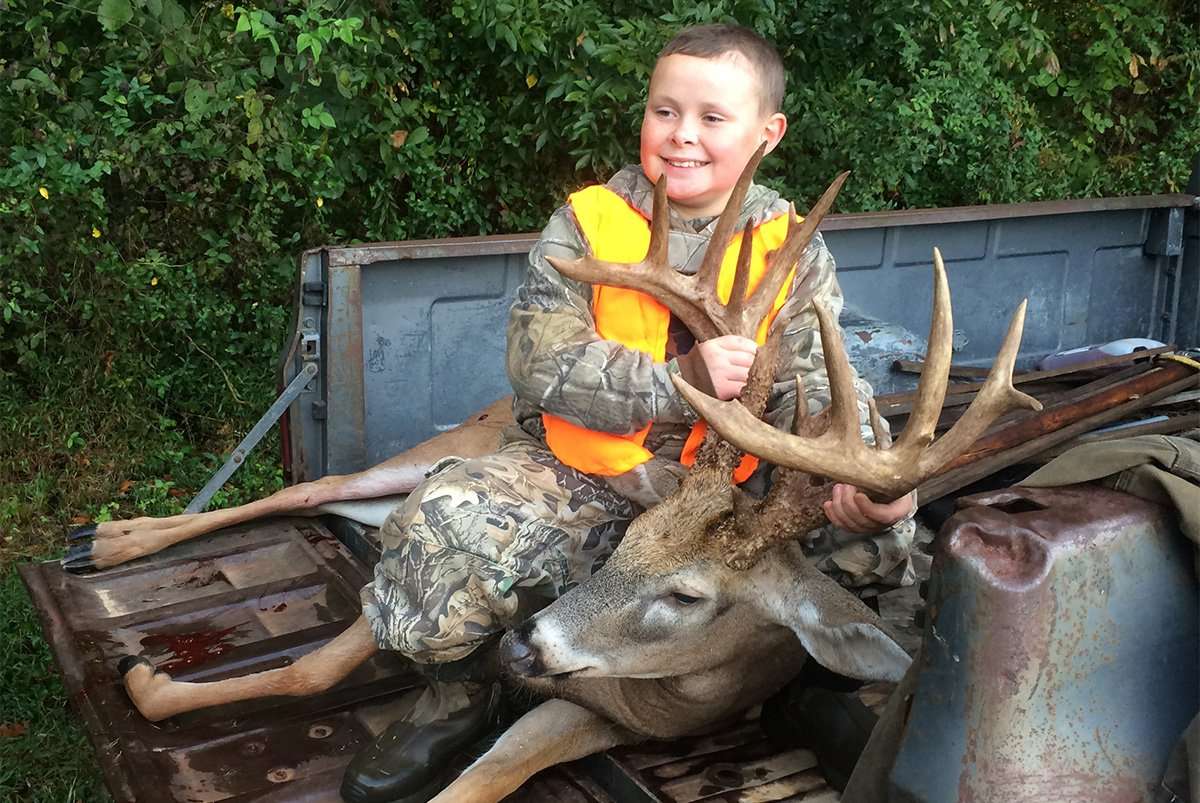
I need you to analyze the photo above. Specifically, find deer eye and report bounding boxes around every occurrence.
[670,592,701,606]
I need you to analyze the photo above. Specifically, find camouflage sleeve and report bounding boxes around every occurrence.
[763,233,916,547]
[506,205,698,435]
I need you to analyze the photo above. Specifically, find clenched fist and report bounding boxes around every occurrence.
[677,335,758,400]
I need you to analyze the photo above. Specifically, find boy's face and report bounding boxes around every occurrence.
[640,52,787,220]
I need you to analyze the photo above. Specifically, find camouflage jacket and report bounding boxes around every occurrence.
[506,164,879,458]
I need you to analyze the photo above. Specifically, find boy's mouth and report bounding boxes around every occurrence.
[664,158,709,169]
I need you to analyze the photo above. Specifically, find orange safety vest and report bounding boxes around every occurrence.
[543,185,797,481]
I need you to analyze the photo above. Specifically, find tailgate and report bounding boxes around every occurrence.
[20,518,611,802]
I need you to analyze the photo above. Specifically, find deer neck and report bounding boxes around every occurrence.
[521,624,805,740]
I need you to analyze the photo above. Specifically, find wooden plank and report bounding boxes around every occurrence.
[619,721,766,770]
[657,748,818,803]
[645,740,780,782]
[892,359,991,379]
[884,345,1176,402]
[699,769,828,801]
[916,372,1199,503]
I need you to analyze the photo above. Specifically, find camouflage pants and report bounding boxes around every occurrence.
[360,438,919,665]
[360,438,636,665]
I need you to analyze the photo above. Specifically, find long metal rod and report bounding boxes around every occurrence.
[185,361,319,513]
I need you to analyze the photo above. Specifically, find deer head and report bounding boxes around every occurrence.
[501,146,1041,714]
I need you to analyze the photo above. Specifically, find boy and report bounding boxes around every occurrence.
[343,23,916,803]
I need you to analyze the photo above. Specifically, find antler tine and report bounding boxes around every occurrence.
[720,218,756,335]
[919,298,1041,473]
[762,171,850,290]
[813,300,865,442]
[893,248,953,451]
[696,142,768,294]
[648,168,671,266]
[868,398,890,449]
[732,170,849,342]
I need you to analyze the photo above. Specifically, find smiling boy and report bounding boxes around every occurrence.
[343,23,916,803]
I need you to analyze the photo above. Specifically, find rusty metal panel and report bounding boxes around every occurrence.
[21,519,613,803]
[890,484,1199,803]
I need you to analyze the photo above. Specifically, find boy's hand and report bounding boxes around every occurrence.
[678,335,758,401]
[823,484,917,534]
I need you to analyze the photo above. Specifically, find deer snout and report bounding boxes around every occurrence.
[500,623,544,677]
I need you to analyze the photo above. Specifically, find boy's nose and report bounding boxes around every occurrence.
[671,120,698,146]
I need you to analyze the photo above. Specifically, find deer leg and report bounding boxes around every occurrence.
[63,466,417,573]
[63,396,513,573]
[428,699,636,803]
[120,615,378,721]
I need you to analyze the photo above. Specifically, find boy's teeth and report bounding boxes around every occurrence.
[667,160,705,167]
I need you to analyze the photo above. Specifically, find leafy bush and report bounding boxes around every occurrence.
[0,0,1197,548]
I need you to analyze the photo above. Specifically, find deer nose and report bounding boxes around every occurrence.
[501,625,542,677]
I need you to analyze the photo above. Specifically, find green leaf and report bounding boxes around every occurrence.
[406,126,429,145]
[184,81,210,116]
[144,0,162,17]
[275,145,294,171]
[98,0,134,31]
[318,111,335,128]
[247,117,263,145]
[259,54,276,78]
[161,0,186,28]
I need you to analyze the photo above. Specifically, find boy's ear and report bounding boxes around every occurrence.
[761,112,788,155]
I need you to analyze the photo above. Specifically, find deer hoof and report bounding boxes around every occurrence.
[67,523,98,542]
[61,543,98,574]
[118,655,153,678]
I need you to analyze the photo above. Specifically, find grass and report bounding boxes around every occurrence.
[0,394,284,802]
[0,562,111,803]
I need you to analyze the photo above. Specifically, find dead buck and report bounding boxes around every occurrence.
[99,148,1039,803]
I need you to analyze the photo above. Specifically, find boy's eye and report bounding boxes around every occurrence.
[703,114,724,123]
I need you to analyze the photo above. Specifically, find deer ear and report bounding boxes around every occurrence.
[758,547,912,682]
[779,600,911,682]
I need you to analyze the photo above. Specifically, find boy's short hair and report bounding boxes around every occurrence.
[657,24,785,114]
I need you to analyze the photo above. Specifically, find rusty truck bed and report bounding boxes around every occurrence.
[21,516,863,803]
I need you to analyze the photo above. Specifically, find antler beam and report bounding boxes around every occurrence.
[674,248,1042,501]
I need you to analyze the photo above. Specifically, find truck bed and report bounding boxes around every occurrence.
[22,516,904,802]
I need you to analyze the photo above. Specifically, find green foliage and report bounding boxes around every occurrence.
[0,0,1195,547]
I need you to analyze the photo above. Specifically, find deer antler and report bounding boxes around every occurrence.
[675,248,1043,505]
[546,142,849,343]
[546,144,1036,572]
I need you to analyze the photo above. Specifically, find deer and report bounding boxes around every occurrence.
[107,146,1041,803]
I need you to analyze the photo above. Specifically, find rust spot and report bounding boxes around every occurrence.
[140,626,239,674]
[267,767,295,783]
[855,330,873,343]
[706,766,744,787]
